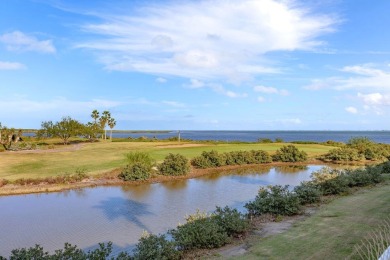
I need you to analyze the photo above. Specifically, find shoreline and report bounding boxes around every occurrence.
[0,160,369,196]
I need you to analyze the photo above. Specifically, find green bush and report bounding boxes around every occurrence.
[192,149,271,168]
[275,138,284,143]
[320,147,362,162]
[191,150,225,168]
[119,151,155,181]
[158,153,190,176]
[212,206,249,237]
[119,162,151,181]
[125,151,154,168]
[258,138,273,143]
[170,217,229,250]
[293,182,322,204]
[250,150,272,164]
[272,145,308,162]
[245,185,301,216]
[132,234,181,260]
[7,242,114,260]
[345,165,384,187]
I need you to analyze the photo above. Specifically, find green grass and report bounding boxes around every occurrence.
[0,141,334,181]
[231,179,390,260]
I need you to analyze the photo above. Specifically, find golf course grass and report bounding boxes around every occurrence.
[0,140,334,181]
[231,177,390,260]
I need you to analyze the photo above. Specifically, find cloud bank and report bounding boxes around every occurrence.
[76,0,336,81]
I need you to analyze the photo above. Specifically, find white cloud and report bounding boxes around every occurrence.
[305,64,390,91]
[345,106,358,114]
[257,96,266,102]
[188,79,205,89]
[185,79,247,98]
[253,85,289,95]
[0,61,26,70]
[156,77,167,83]
[162,101,186,108]
[0,31,56,53]
[75,0,336,81]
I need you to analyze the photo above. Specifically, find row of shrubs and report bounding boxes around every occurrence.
[245,161,388,217]
[118,152,190,181]
[320,137,390,162]
[119,145,308,181]
[2,162,388,259]
[191,145,308,169]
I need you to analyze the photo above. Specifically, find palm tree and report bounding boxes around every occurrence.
[100,111,111,140]
[108,118,116,141]
[91,110,99,124]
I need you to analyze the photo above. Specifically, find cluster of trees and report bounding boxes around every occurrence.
[0,122,23,150]
[37,110,116,145]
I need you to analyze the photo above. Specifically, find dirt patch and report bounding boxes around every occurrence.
[8,143,84,154]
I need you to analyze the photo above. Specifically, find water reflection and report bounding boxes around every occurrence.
[0,165,325,257]
[274,165,309,174]
[93,197,154,232]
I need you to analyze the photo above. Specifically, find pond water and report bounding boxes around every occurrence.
[0,165,325,257]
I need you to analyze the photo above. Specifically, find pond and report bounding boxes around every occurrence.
[0,165,325,257]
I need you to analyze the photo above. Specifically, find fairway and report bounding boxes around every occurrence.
[0,141,334,180]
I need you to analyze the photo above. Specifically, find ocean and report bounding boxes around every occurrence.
[110,130,390,144]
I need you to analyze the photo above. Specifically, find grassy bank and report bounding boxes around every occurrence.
[231,176,390,260]
[0,141,334,181]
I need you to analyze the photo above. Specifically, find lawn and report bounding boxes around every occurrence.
[0,140,334,180]
[231,179,390,260]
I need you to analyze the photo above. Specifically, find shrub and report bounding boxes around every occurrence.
[258,138,273,143]
[7,242,113,260]
[275,138,284,143]
[345,165,384,187]
[158,153,190,176]
[191,150,226,168]
[250,150,272,164]
[321,147,362,162]
[310,167,349,195]
[225,151,250,165]
[119,162,151,181]
[119,151,154,181]
[272,145,308,162]
[132,234,181,260]
[125,151,154,168]
[293,182,322,204]
[245,185,301,216]
[212,206,249,237]
[170,217,229,250]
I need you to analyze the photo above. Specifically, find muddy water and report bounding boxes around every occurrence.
[0,165,324,257]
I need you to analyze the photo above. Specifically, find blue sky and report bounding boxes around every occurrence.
[1,0,390,130]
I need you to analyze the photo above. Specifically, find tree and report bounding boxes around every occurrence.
[91,109,99,124]
[0,122,23,150]
[108,117,116,141]
[37,117,83,145]
[99,111,111,140]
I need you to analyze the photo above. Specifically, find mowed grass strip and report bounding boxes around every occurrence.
[231,180,390,260]
[0,141,334,180]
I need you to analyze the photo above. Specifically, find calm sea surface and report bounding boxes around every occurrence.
[0,165,325,257]
[111,130,390,143]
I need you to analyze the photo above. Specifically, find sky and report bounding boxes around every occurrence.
[1,0,390,130]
